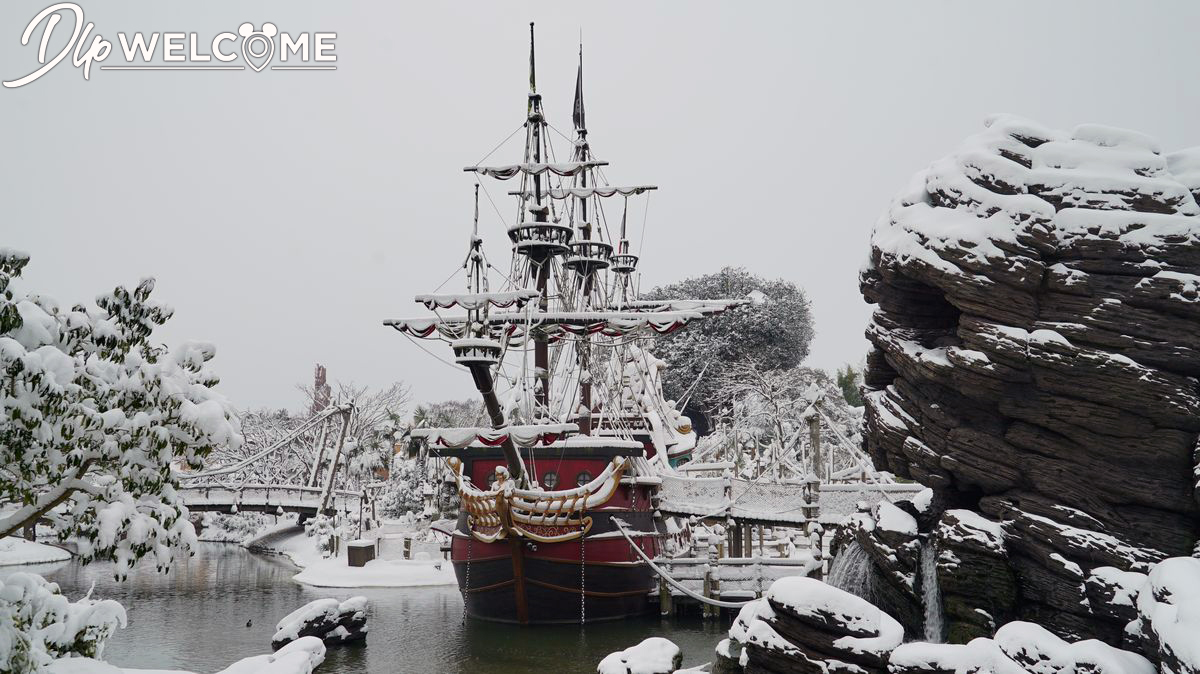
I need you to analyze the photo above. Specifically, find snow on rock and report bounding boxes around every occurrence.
[828,501,924,639]
[890,620,1153,674]
[271,597,367,650]
[292,557,456,588]
[930,509,1016,643]
[876,501,918,537]
[890,638,1029,674]
[217,637,326,674]
[861,114,1200,644]
[1083,566,1147,624]
[596,637,682,674]
[1125,556,1200,674]
[716,576,902,673]
[0,537,72,567]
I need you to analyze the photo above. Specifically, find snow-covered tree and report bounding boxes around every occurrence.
[0,572,126,672]
[700,362,863,479]
[644,267,814,434]
[299,380,410,488]
[0,250,241,576]
[836,363,865,407]
[202,380,409,492]
[411,398,485,430]
[379,398,484,519]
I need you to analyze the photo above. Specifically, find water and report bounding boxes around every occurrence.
[920,538,944,643]
[827,540,874,604]
[0,544,725,674]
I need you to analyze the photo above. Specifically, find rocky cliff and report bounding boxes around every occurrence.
[859,114,1200,643]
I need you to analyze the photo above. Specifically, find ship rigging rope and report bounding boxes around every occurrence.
[679,433,809,522]
[401,332,469,373]
[612,518,753,609]
[812,406,899,503]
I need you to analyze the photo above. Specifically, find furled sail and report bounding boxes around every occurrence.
[412,423,578,448]
[464,160,608,179]
[506,185,658,199]
[384,309,708,342]
[414,289,540,311]
[603,299,749,314]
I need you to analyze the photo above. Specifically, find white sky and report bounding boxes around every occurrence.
[3,1,1199,411]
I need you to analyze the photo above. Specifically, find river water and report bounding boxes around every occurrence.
[3,544,728,673]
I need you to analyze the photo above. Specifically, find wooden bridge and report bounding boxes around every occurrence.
[177,402,372,521]
[178,483,366,518]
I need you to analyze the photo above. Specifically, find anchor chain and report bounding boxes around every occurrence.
[579,525,586,624]
[463,536,473,624]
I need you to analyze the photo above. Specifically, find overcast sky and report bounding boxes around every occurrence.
[3,1,1198,412]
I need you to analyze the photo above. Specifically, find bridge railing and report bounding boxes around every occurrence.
[178,483,363,513]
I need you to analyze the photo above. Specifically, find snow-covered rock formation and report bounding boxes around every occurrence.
[597,637,683,674]
[271,596,368,650]
[858,114,1200,644]
[710,561,1198,673]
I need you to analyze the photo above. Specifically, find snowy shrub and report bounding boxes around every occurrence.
[304,514,337,557]
[0,572,126,673]
[0,250,242,578]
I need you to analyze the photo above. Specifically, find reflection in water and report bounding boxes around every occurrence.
[1,544,726,674]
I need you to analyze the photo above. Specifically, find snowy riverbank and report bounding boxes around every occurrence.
[224,515,457,589]
[0,536,72,566]
[44,636,326,674]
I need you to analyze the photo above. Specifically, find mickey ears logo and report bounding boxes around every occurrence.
[238,22,277,72]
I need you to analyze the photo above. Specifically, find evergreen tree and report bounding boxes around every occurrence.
[836,363,864,407]
[0,250,240,576]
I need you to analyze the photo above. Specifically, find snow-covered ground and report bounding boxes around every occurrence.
[0,536,72,566]
[292,556,455,588]
[234,517,457,588]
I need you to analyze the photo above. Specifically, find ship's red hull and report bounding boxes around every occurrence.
[450,508,661,624]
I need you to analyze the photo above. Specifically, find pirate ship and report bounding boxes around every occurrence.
[385,25,743,624]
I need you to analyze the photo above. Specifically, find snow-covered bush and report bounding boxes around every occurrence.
[0,572,126,673]
[0,250,241,577]
[304,514,337,558]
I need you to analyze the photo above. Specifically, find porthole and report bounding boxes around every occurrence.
[542,471,559,489]
[576,470,593,487]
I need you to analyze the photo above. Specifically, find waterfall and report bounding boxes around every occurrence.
[827,540,874,604]
[921,538,944,643]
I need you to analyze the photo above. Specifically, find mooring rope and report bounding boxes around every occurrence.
[612,518,754,609]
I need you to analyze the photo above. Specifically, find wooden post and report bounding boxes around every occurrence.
[23,522,35,541]
[703,537,720,619]
[743,523,753,559]
[319,407,353,514]
[306,418,331,487]
[758,525,765,557]
[658,576,672,616]
[808,412,823,482]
